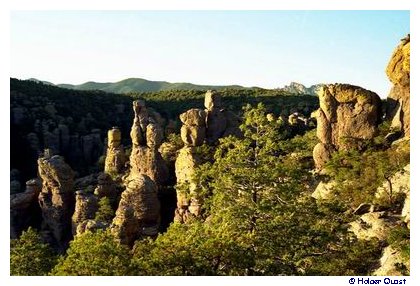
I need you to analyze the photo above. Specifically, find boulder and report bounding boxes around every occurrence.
[146,123,164,148]
[311,180,337,200]
[180,109,207,126]
[37,155,75,249]
[313,84,381,170]
[111,175,160,246]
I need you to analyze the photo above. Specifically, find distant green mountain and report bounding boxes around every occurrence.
[43,77,246,93]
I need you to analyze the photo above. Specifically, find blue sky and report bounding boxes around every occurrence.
[10,11,409,97]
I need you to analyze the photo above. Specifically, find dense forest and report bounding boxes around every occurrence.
[10,35,410,276]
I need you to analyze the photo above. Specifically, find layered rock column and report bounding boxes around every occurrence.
[175,109,207,222]
[386,34,410,137]
[128,100,168,185]
[111,100,165,244]
[313,84,381,170]
[37,154,75,249]
[104,127,127,175]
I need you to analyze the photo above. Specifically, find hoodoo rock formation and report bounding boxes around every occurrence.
[386,34,410,137]
[180,109,207,147]
[109,100,166,244]
[174,91,236,222]
[111,175,160,246]
[313,84,381,170]
[128,100,168,186]
[37,154,75,249]
[104,127,127,175]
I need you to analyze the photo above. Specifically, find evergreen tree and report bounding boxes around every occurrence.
[51,230,132,275]
[10,227,57,276]
[95,197,115,224]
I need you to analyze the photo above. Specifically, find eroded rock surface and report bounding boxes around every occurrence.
[104,127,127,175]
[111,175,160,246]
[386,35,410,137]
[313,84,381,170]
[174,147,203,222]
[10,179,42,238]
[37,154,75,249]
[71,190,98,235]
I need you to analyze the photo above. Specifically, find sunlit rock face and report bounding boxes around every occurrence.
[386,34,410,137]
[37,154,75,250]
[111,175,160,246]
[313,84,381,170]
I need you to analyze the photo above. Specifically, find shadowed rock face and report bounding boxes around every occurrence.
[71,190,98,235]
[37,155,75,250]
[10,179,42,238]
[111,175,160,246]
[313,84,381,170]
[386,35,410,137]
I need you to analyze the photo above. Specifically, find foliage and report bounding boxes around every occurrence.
[132,105,380,275]
[387,225,410,260]
[325,140,410,208]
[51,230,132,275]
[10,227,57,276]
[95,197,115,224]
[131,220,252,275]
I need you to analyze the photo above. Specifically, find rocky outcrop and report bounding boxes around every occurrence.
[313,84,381,170]
[386,35,410,137]
[281,82,323,96]
[71,190,98,235]
[174,91,241,222]
[311,180,337,201]
[349,212,400,241]
[104,127,127,175]
[76,219,107,236]
[174,147,203,222]
[111,175,160,246]
[375,164,409,204]
[37,154,75,249]
[10,179,42,238]
[129,147,168,186]
[374,245,409,276]
[128,100,168,186]
[94,172,118,201]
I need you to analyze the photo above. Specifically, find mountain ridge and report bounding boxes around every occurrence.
[26,77,319,95]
